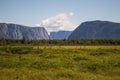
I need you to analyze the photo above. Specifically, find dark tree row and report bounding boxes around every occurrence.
[0,39,120,46]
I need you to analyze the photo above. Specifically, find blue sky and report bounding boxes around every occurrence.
[0,0,120,32]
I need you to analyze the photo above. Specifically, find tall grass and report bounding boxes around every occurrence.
[0,46,120,80]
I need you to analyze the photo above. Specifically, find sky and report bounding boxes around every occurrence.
[0,0,120,32]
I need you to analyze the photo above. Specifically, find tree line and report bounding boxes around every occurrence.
[0,39,120,46]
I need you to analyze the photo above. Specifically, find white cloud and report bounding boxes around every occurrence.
[36,13,76,33]
[0,20,3,23]
[69,12,74,16]
[35,24,40,26]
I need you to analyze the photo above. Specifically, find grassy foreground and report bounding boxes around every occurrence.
[0,46,120,80]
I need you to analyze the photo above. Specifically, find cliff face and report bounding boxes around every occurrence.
[50,31,72,40]
[68,21,120,40]
[0,23,49,40]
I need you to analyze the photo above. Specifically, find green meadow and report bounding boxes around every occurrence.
[0,46,120,80]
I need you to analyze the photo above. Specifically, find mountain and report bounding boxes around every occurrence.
[0,23,49,40]
[50,31,72,40]
[68,20,120,40]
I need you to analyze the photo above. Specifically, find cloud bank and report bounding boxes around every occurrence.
[36,13,77,33]
[0,20,3,23]
[69,12,74,16]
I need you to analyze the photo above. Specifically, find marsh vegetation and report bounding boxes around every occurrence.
[0,46,120,80]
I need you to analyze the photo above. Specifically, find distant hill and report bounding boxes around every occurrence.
[68,20,120,40]
[50,31,72,40]
[0,23,49,40]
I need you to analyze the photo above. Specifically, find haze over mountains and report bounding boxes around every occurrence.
[50,31,72,40]
[68,20,120,40]
[0,20,120,40]
[0,23,49,40]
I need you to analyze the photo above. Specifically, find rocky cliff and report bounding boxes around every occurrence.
[68,20,120,40]
[0,23,49,40]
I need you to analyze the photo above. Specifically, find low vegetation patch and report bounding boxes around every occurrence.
[0,46,120,80]
[73,56,88,61]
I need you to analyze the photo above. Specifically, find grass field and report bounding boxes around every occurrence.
[0,46,120,80]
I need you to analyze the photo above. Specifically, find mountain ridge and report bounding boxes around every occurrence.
[50,31,72,40]
[0,23,49,40]
[68,20,120,40]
